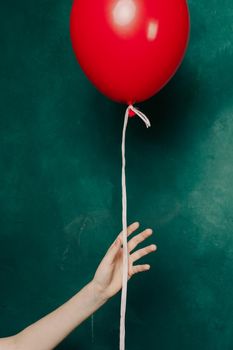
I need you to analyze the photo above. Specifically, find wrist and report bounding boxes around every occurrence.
[89,279,110,305]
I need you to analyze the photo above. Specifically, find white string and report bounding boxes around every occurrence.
[129,105,151,128]
[119,106,129,350]
[120,105,151,350]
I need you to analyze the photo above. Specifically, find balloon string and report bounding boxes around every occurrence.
[119,106,129,350]
[129,105,151,128]
[120,105,151,350]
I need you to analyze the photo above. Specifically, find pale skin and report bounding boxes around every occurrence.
[0,222,157,350]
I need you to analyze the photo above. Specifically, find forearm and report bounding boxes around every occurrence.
[13,281,108,350]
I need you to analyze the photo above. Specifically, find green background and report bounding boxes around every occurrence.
[0,0,233,349]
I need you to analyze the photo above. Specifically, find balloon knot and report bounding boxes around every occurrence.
[128,108,136,118]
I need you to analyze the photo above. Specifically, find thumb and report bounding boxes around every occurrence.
[106,237,121,263]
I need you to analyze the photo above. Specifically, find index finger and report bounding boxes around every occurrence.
[117,221,140,244]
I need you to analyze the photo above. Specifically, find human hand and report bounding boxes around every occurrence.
[0,225,155,350]
[92,222,157,301]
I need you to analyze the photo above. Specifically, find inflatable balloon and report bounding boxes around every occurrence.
[70,0,190,104]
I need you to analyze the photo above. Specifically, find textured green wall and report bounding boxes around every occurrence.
[0,0,233,349]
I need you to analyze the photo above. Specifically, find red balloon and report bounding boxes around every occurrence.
[70,0,190,104]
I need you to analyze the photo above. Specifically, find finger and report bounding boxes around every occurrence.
[131,244,157,263]
[106,222,140,262]
[128,228,153,253]
[130,264,150,275]
[105,236,122,263]
[117,221,140,245]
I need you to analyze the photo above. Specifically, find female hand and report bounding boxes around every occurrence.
[92,222,157,300]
